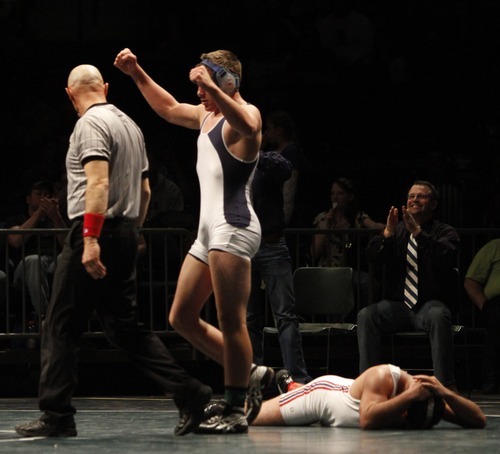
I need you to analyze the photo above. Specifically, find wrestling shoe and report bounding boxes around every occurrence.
[276,369,302,394]
[201,399,226,420]
[15,414,77,437]
[194,400,248,434]
[246,364,275,423]
[174,382,213,436]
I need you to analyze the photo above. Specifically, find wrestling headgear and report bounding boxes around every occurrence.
[201,59,240,95]
[406,395,445,429]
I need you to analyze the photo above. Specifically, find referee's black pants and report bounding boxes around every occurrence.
[38,219,197,417]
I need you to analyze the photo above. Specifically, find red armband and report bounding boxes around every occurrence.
[83,213,105,238]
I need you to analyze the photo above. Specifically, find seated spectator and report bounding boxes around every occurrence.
[5,180,67,318]
[464,238,500,394]
[357,181,460,390]
[311,177,385,307]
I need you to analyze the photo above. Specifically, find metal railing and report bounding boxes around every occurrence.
[1,227,499,343]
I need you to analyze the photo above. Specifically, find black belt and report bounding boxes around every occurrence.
[72,216,133,225]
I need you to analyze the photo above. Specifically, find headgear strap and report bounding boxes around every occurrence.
[201,59,240,94]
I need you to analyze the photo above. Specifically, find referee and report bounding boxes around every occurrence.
[15,64,211,438]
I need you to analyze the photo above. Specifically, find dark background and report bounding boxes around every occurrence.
[1,0,499,228]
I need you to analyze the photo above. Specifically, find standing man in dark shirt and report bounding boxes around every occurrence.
[247,150,311,385]
[15,64,211,438]
[357,181,460,389]
[6,180,67,317]
[263,110,303,226]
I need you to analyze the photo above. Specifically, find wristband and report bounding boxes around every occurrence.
[83,213,105,238]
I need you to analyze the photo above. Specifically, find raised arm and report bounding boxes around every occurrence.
[365,206,398,264]
[189,64,260,138]
[311,210,333,263]
[8,210,47,249]
[188,64,261,161]
[114,48,201,129]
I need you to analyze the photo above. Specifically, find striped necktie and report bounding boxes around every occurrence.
[404,234,418,309]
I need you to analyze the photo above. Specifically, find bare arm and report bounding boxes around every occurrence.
[136,176,151,256]
[8,198,67,248]
[114,48,201,129]
[8,210,47,249]
[358,369,428,429]
[82,160,109,280]
[311,210,333,262]
[41,197,67,246]
[189,65,261,160]
[382,206,398,238]
[414,375,486,428]
[190,65,260,138]
[464,277,487,311]
[137,177,151,229]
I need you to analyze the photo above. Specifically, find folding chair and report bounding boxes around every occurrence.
[389,268,470,394]
[263,266,356,374]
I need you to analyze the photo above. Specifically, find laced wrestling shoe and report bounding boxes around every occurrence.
[201,400,226,420]
[15,414,77,437]
[246,365,275,423]
[174,382,213,436]
[194,400,248,434]
[275,369,301,394]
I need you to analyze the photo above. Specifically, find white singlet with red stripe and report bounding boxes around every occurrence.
[279,364,401,427]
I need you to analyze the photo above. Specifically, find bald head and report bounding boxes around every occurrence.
[66,64,108,116]
[67,64,104,89]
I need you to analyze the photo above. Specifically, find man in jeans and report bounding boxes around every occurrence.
[246,150,311,385]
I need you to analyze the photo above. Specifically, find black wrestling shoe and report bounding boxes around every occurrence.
[202,400,226,420]
[174,383,213,436]
[195,400,248,434]
[15,414,77,437]
[275,369,302,394]
[246,365,275,423]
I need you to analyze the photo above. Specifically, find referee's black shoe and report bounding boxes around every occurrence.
[174,381,213,436]
[15,414,77,437]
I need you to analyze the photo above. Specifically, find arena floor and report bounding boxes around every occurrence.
[0,393,498,453]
